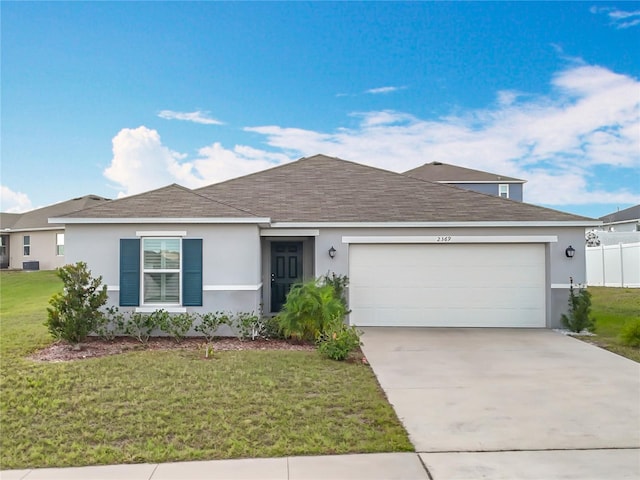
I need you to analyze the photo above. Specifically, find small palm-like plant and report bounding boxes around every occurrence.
[276,279,346,341]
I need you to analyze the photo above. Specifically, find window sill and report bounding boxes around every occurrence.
[135,307,187,313]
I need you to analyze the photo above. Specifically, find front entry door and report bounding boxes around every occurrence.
[271,242,303,312]
[0,235,9,269]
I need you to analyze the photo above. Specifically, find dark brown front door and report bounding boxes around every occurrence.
[270,242,302,312]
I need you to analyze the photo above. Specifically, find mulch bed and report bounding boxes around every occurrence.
[29,336,316,363]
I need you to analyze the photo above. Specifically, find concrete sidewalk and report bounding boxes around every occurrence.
[0,453,429,480]
[4,449,640,480]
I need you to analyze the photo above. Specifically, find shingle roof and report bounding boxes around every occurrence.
[194,155,589,222]
[599,204,640,224]
[0,213,21,229]
[404,162,525,183]
[3,195,110,230]
[61,184,259,219]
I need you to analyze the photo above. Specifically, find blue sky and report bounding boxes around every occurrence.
[2,1,639,218]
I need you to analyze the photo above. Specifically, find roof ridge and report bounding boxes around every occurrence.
[195,154,361,191]
[405,162,526,183]
[182,184,262,218]
[55,184,181,218]
[59,183,263,219]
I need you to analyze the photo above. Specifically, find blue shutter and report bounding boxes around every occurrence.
[182,239,203,306]
[120,239,140,306]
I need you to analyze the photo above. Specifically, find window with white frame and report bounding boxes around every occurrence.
[499,184,509,198]
[142,238,181,304]
[56,233,64,256]
[23,235,31,256]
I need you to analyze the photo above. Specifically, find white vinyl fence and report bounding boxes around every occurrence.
[586,242,640,288]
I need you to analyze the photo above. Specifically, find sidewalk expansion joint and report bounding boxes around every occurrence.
[416,453,435,480]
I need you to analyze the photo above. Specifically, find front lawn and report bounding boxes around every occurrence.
[585,287,640,362]
[0,271,412,469]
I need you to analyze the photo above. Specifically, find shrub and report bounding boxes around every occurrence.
[322,272,350,312]
[159,312,195,342]
[194,311,231,343]
[276,279,346,341]
[94,306,125,341]
[121,310,167,344]
[262,315,284,340]
[231,312,265,341]
[561,281,594,333]
[619,319,640,347]
[317,318,362,361]
[45,262,108,347]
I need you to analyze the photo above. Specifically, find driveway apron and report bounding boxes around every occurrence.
[361,328,640,477]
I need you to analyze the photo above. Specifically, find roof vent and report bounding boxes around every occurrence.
[432,161,443,166]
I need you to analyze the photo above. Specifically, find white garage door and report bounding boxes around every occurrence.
[349,243,546,328]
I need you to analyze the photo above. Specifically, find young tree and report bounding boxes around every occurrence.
[46,262,108,348]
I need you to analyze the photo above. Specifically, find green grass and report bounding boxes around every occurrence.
[586,287,640,362]
[0,271,412,469]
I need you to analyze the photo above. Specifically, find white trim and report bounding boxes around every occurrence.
[135,307,187,313]
[49,217,271,224]
[141,237,182,306]
[260,229,319,237]
[3,226,64,233]
[136,230,187,237]
[342,235,558,244]
[601,219,640,226]
[437,180,525,184]
[107,285,120,291]
[203,283,263,291]
[272,221,601,228]
[551,283,586,289]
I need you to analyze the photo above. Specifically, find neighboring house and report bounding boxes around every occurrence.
[598,204,640,232]
[404,161,526,201]
[586,204,640,288]
[0,195,110,270]
[53,155,598,329]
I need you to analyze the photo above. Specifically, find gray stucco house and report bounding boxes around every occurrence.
[0,195,110,270]
[52,155,598,329]
[404,161,526,201]
[598,204,640,233]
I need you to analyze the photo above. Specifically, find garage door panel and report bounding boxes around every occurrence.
[353,285,544,310]
[349,243,546,328]
[351,306,544,328]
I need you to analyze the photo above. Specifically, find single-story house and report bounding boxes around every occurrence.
[404,161,526,201]
[1,195,110,270]
[52,155,599,328]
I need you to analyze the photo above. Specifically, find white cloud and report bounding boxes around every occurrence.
[103,126,290,198]
[191,143,290,183]
[243,64,640,206]
[0,185,33,213]
[105,63,639,209]
[590,6,640,29]
[104,126,202,197]
[158,110,223,125]
[365,86,405,94]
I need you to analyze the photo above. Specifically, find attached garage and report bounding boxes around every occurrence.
[348,240,547,328]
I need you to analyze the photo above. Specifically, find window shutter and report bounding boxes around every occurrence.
[182,239,203,306]
[120,239,140,306]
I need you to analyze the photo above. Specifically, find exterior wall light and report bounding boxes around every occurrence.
[328,246,336,258]
[565,245,576,258]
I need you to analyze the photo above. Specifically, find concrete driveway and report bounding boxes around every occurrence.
[361,328,640,479]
